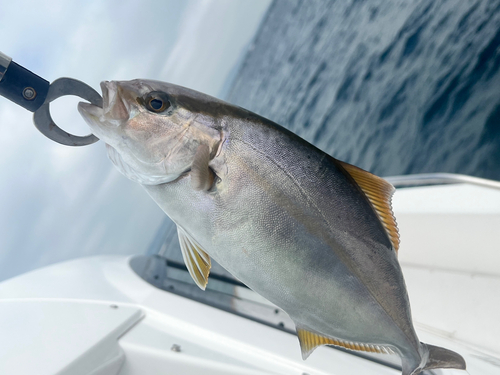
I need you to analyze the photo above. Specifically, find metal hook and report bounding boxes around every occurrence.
[33,78,101,146]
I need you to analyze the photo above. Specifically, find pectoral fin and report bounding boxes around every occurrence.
[296,327,392,360]
[191,144,215,191]
[177,225,211,290]
[337,160,400,254]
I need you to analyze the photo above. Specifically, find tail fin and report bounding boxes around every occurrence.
[421,343,466,372]
[402,343,466,375]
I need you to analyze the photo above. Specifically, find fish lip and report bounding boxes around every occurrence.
[100,81,109,109]
[100,80,131,121]
[77,81,110,119]
[77,101,101,117]
[101,80,117,115]
[77,101,103,134]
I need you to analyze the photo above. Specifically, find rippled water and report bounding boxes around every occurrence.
[227,0,500,180]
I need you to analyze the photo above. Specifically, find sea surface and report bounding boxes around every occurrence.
[156,0,500,271]
[228,0,500,180]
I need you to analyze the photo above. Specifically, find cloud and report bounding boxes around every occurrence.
[0,0,270,281]
[160,0,271,96]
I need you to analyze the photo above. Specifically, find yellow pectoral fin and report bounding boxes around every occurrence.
[177,225,211,290]
[296,328,392,360]
[337,160,400,254]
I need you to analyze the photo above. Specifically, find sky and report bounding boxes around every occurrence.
[0,0,271,282]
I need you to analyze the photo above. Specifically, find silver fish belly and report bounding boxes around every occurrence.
[78,79,466,375]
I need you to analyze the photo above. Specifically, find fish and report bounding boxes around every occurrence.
[78,79,466,375]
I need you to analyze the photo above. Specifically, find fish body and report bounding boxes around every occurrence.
[78,80,466,375]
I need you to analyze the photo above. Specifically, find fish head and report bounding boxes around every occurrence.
[78,79,222,185]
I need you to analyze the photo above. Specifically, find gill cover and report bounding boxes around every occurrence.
[106,144,174,185]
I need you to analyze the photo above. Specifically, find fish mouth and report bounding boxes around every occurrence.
[78,80,132,137]
[100,81,118,116]
[78,81,130,117]
[77,81,110,122]
[101,81,130,121]
[78,101,102,125]
[77,101,106,141]
[101,81,110,109]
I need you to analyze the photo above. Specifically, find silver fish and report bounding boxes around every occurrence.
[79,80,466,375]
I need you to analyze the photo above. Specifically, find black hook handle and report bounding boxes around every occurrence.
[0,51,100,147]
[0,52,49,112]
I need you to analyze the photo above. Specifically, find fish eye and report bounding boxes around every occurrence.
[144,92,171,113]
[150,99,163,110]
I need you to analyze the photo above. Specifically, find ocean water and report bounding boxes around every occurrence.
[227,0,500,180]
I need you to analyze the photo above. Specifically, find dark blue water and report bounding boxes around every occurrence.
[227,0,500,180]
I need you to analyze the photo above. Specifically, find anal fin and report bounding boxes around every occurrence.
[296,327,393,360]
[177,225,211,290]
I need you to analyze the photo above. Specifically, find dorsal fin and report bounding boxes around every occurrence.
[177,225,211,290]
[337,160,400,254]
[296,328,393,360]
[191,144,215,191]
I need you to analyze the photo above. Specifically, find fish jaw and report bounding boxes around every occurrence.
[100,81,130,122]
[78,101,107,140]
[78,80,137,143]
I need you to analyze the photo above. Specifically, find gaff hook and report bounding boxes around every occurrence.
[0,51,101,146]
[33,78,101,146]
